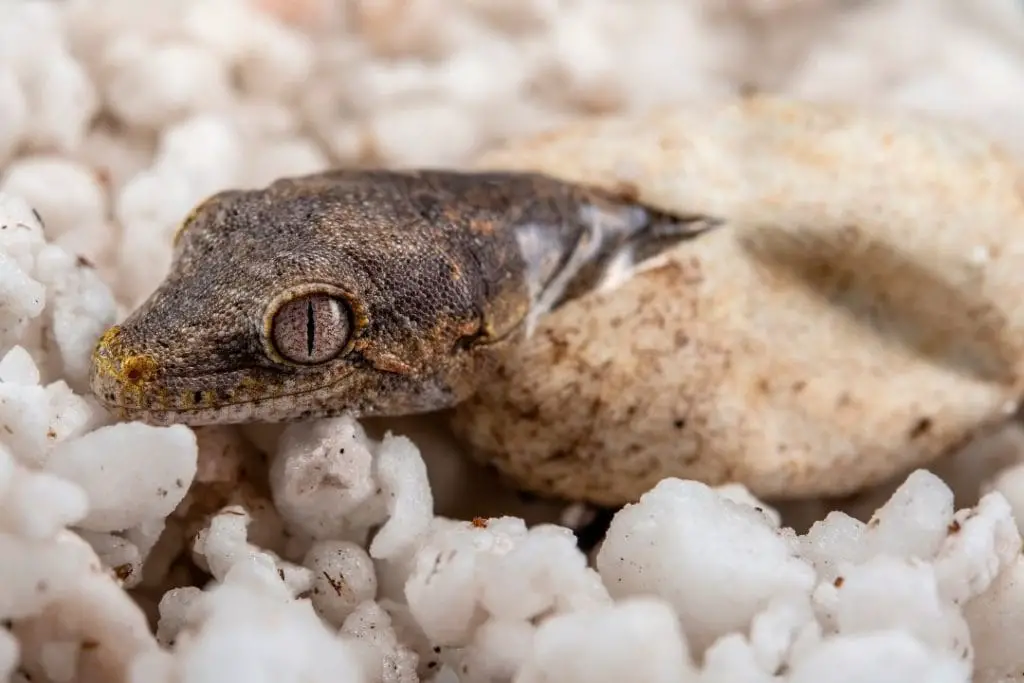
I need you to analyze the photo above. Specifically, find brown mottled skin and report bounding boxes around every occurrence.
[90,170,714,426]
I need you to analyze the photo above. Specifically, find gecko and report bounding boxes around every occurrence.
[89,169,718,427]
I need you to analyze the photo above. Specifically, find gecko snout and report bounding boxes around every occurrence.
[88,324,166,416]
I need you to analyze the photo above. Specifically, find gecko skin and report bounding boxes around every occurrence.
[89,170,714,426]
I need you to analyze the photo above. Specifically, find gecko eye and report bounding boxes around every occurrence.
[270,294,350,364]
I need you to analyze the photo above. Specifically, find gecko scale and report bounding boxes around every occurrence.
[89,169,715,426]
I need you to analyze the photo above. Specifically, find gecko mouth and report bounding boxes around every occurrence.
[90,371,359,426]
[89,331,360,426]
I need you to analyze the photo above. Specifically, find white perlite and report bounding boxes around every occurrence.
[3,0,1024,682]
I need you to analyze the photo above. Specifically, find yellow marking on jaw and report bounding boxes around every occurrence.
[93,325,122,357]
[92,326,127,381]
[239,376,266,398]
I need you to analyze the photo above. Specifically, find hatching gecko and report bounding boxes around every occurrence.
[89,170,715,426]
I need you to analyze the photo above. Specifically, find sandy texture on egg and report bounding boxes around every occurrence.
[2,1,1024,682]
[454,98,1024,504]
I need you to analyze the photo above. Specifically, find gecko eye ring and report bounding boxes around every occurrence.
[268,291,353,365]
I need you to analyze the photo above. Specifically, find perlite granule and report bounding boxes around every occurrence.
[2,1,1024,682]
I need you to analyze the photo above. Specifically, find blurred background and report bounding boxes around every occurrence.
[2,0,1024,531]
[2,0,1024,308]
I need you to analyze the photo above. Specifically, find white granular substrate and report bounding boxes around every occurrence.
[3,1,1024,682]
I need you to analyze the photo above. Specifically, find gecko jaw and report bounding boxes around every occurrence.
[88,325,368,425]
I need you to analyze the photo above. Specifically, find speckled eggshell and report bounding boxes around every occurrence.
[449,96,1024,506]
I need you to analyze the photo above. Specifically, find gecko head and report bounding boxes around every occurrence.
[89,172,518,426]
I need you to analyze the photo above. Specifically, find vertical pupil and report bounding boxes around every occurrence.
[306,299,316,357]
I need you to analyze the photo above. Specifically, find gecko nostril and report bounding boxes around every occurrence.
[119,353,159,386]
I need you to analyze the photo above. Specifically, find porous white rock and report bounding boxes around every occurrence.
[10,534,159,683]
[986,461,1024,531]
[192,505,312,597]
[46,422,197,532]
[102,38,232,129]
[34,245,118,390]
[0,374,63,469]
[596,478,816,653]
[21,47,99,153]
[798,470,958,584]
[304,540,378,626]
[2,3,1024,683]
[515,597,695,683]
[405,517,528,646]
[786,631,968,683]
[369,433,434,560]
[459,618,536,683]
[269,416,379,541]
[405,516,608,648]
[0,249,45,357]
[148,558,368,683]
[933,491,1021,605]
[830,556,971,657]
[0,529,101,619]
[0,66,28,166]
[0,344,39,385]
[0,157,107,241]
[0,466,88,540]
[341,600,420,683]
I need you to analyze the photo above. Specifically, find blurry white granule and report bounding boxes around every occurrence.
[0,156,114,268]
[113,113,249,304]
[596,478,815,654]
[932,491,1020,604]
[0,2,98,153]
[78,529,145,587]
[9,532,160,683]
[786,631,968,683]
[783,0,1024,155]
[141,557,367,683]
[515,598,694,683]
[404,515,608,657]
[985,461,1024,531]
[100,36,233,130]
[0,65,28,166]
[0,628,15,682]
[341,601,420,683]
[0,157,106,243]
